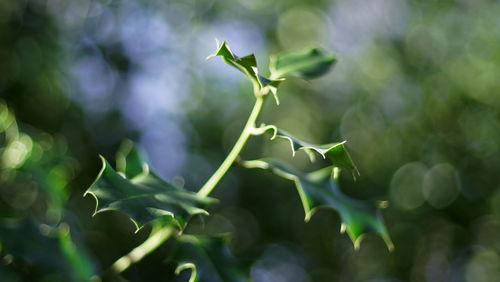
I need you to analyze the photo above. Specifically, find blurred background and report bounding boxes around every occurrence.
[1,0,499,281]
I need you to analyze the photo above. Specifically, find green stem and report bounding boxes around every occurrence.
[106,97,265,275]
[110,225,174,274]
[332,167,341,180]
[197,97,265,197]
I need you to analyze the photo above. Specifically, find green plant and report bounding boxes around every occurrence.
[85,41,393,280]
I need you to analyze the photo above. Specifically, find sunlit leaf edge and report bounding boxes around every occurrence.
[241,159,393,251]
[254,124,359,175]
[84,155,215,233]
[207,40,283,103]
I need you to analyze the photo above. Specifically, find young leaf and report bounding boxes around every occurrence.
[207,41,282,100]
[242,159,393,251]
[84,143,216,232]
[269,48,336,79]
[173,234,250,282]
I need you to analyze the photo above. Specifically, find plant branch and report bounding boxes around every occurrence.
[110,225,174,274]
[197,97,265,197]
[105,96,266,275]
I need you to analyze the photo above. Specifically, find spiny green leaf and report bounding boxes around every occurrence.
[84,143,216,232]
[269,48,336,79]
[257,125,359,175]
[207,41,282,102]
[242,159,393,251]
[172,234,250,282]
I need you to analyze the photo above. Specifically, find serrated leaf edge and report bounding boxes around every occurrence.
[254,125,359,175]
[241,159,393,251]
[84,155,211,233]
[207,40,283,104]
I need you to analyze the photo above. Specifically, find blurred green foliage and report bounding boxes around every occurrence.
[1,0,500,281]
[0,101,94,280]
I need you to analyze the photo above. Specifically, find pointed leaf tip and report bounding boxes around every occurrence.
[208,41,283,99]
[208,42,335,102]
